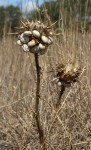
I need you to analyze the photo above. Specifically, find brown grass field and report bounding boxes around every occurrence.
[0,26,91,149]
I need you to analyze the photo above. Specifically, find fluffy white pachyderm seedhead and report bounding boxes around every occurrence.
[16,20,54,55]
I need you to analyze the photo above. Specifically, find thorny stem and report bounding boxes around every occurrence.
[34,53,45,150]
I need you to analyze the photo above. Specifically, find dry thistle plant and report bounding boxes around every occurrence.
[16,20,53,55]
[52,63,80,107]
[14,19,54,150]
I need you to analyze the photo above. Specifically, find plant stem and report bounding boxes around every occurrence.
[56,84,65,107]
[34,53,45,150]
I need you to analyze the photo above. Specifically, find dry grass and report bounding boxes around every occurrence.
[0,29,91,150]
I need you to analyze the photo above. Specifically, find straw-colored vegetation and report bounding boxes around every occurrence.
[0,0,91,149]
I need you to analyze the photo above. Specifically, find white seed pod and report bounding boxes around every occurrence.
[17,40,22,46]
[28,39,37,47]
[41,35,52,45]
[49,31,53,36]
[39,43,46,50]
[32,30,41,38]
[23,31,32,36]
[57,81,62,87]
[48,36,53,44]
[20,33,29,44]
[22,44,30,52]
[39,49,47,55]
[41,35,49,44]
[52,78,59,84]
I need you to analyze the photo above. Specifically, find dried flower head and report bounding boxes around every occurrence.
[16,20,54,55]
[52,63,80,87]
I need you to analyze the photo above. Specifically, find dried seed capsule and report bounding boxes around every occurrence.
[17,40,22,46]
[23,31,32,36]
[22,44,30,52]
[20,33,29,44]
[41,35,49,44]
[32,30,41,38]
[52,78,59,84]
[49,31,53,36]
[57,81,62,86]
[28,39,37,47]
[41,35,52,45]
[48,37,53,44]
[39,43,46,50]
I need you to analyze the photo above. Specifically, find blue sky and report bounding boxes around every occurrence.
[0,0,43,12]
[0,0,42,6]
[0,0,43,7]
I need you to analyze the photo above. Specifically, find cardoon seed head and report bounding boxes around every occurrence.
[52,63,80,87]
[16,20,54,55]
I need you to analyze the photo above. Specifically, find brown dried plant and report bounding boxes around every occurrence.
[52,63,81,107]
[15,20,54,150]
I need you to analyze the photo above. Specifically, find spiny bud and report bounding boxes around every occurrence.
[52,63,80,87]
